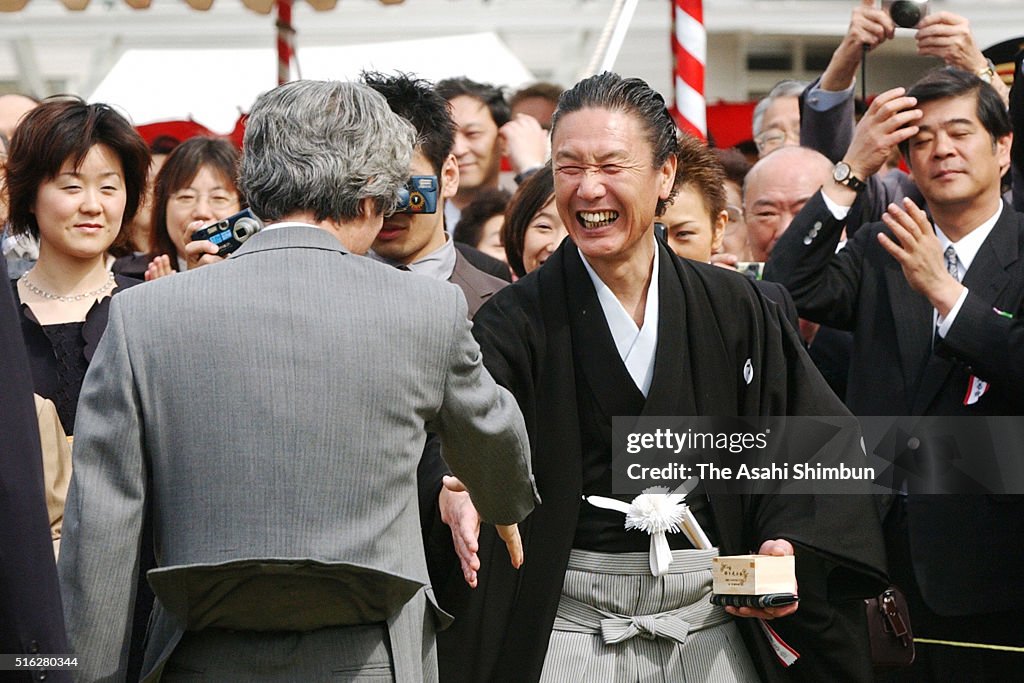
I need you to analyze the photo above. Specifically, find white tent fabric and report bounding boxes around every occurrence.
[88,31,534,132]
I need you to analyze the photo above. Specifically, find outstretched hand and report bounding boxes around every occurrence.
[915,12,984,73]
[499,113,549,176]
[440,476,524,589]
[915,12,1009,105]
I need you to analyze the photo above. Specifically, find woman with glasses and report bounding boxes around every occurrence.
[118,136,241,279]
[7,96,149,435]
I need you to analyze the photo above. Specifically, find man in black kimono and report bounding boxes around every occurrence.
[436,73,887,682]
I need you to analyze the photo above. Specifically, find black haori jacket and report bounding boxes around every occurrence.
[433,236,888,683]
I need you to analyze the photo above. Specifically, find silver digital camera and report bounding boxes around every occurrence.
[883,0,930,29]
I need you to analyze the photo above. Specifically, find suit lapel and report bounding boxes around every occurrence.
[885,257,935,406]
[960,208,1017,306]
[449,251,504,319]
[911,207,1018,414]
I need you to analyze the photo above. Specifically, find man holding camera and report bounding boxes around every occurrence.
[363,71,508,315]
[57,80,537,682]
[802,1,1009,167]
[767,67,1024,679]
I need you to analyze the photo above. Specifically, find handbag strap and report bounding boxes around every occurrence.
[875,588,912,649]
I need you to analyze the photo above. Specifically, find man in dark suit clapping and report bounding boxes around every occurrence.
[767,67,1024,680]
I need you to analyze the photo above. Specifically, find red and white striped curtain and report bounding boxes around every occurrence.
[670,0,706,141]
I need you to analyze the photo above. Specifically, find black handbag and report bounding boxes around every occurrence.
[865,586,915,669]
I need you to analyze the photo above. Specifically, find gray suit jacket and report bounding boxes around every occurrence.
[58,225,536,682]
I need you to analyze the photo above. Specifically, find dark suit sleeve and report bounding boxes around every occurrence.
[454,242,512,283]
[0,281,72,683]
[800,77,855,164]
[764,190,864,330]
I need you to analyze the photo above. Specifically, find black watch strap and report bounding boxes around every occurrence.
[833,162,867,192]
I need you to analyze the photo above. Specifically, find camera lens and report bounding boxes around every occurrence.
[237,227,249,237]
[889,1,922,28]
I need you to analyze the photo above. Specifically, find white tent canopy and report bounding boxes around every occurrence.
[89,31,534,133]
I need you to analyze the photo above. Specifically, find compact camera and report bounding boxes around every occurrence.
[190,208,263,257]
[883,0,930,29]
[395,175,439,214]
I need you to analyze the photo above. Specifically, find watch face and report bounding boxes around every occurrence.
[833,162,850,182]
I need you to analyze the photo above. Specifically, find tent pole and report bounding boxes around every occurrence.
[276,0,294,85]
[582,0,639,78]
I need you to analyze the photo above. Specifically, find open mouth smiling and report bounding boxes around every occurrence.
[577,211,619,229]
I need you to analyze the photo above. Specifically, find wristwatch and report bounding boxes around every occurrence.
[977,58,997,84]
[832,161,866,192]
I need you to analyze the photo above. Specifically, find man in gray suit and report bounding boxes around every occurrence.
[57,80,536,682]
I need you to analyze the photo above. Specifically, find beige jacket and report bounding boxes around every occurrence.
[35,394,71,558]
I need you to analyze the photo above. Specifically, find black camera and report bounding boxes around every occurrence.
[395,175,439,214]
[883,0,929,29]
[190,208,263,257]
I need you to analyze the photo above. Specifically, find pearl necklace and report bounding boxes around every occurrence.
[20,270,116,302]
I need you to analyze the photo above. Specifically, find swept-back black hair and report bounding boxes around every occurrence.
[550,72,682,214]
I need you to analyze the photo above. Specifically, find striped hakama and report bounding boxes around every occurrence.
[540,548,759,683]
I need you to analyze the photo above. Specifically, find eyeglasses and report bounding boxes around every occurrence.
[757,129,786,153]
[725,204,743,224]
[170,190,238,210]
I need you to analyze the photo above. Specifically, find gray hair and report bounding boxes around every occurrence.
[751,79,808,137]
[240,80,416,223]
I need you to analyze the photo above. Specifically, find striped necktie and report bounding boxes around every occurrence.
[934,245,961,350]
[944,245,959,282]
